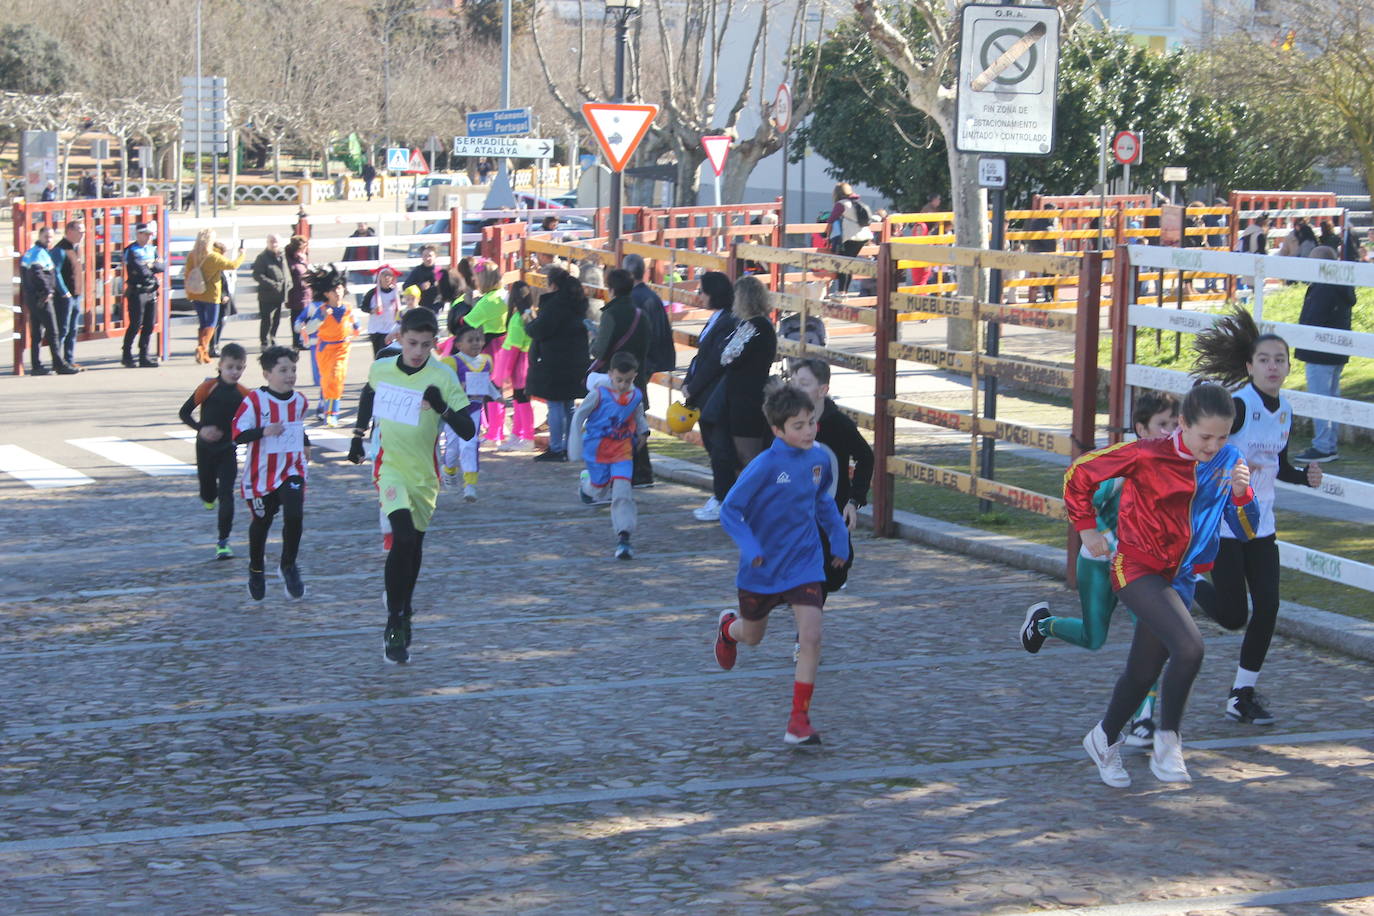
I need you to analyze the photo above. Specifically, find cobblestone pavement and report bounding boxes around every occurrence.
[1,429,1373,914]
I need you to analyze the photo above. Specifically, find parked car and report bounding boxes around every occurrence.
[406,174,472,211]
[407,217,494,258]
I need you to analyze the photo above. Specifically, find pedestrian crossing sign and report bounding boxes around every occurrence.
[386,147,410,171]
[406,149,430,174]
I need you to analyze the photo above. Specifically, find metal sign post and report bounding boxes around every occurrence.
[773,82,792,227]
[955,2,1061,509]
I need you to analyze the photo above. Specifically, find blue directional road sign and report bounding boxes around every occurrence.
[466,107,534,137]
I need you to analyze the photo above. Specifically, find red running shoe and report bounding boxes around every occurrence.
[784,713,822,747]
[713,609,738,670]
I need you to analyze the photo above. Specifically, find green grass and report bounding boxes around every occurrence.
[651,430,1374,624]
[1111,283,1374,406]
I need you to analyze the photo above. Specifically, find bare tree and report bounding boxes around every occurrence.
[531,0,828,205]
[852,0,1089,348]
[1208,0,1374,192]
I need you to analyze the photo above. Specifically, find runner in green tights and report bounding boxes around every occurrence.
[1019,391,1180,745]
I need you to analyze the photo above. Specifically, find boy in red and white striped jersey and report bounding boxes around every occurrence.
[233,345,311,602]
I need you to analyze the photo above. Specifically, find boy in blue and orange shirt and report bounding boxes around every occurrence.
[714,384,850,747]
[569,351,648,560]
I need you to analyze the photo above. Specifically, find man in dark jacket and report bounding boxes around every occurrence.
[251,233,290,349]
[622,253,676,486]
[49,220,86,369]
[20,227,78,375]
[121,222,165,367]
[1294,246,1357,462]
[362,162,377,200]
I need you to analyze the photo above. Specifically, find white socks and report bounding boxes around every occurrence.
[1233,666,1260,691]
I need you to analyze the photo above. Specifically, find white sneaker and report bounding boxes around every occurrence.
[1149,729,1191,783]
[692,497,721,521]
[1082,723,1131,787]
[462,484,477,503]
[441,467,459,488]
[498,437,523,451]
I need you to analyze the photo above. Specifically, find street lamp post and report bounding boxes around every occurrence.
[605,0,640,244]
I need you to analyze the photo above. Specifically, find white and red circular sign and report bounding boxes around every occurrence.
[1112,129,1141,165]
[772,82,792,134]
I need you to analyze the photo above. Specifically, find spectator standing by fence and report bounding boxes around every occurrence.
[285,235,310,350]
[623,253,674,487]
[683,271,739,521]
[1025,202,1058,304]
[711,275,777,469]
[343,223,377,307]
[121,222,164,368]
[49,220,85,369]
[20,227,77,375]
[252,234,289,350]
[1294,246,1356,462]
[526,267,591,463]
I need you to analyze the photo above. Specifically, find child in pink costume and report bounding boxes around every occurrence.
[461,260,510,445]
[494,281,536,449]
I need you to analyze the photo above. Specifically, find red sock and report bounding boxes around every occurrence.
[791,681,814,719]
[721,614,737,644]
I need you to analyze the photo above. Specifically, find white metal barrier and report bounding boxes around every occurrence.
[1120,243,1374,591]
[165,206,597,296]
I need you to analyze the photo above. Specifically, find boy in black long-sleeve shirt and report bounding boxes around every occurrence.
[790,358,874,593]
[179,343,250,558]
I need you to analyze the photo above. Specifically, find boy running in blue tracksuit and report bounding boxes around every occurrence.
[714,384,850,746]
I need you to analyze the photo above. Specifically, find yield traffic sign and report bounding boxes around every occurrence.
[581,103,659,172]
[386,147,410,171]
[701,135,732,176]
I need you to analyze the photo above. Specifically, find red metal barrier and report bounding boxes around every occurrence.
[12,196,166,375]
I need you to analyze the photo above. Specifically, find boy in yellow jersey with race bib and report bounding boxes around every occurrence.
[348,308,473,664]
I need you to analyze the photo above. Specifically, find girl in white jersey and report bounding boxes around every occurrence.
[1193,308,1323,725]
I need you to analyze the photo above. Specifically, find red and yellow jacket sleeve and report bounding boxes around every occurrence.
[1063,441,1139,533]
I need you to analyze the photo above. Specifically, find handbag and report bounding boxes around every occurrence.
[588,306,642,373]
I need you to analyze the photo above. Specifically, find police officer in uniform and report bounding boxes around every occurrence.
[121,221,165,367]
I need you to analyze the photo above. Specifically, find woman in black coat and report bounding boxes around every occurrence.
[525,267,591,462]
[711,274,777,467]
[683,271,739,519]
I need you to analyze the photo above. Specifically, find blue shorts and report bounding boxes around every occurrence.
[585,459,633,488]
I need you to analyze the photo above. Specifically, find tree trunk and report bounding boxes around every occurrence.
[322,144,331,180]
[940,102,988,352]
[720,145,771,204]
[272,137,282,182]
[674,151,705,206]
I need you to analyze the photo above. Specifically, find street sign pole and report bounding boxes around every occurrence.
[774,83,792,229]
[980,177,1007,512]
[1098,124,1108,251]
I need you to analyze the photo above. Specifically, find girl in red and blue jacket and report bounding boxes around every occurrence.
[1064,383,1258,789]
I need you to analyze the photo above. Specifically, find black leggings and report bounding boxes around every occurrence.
[1101,574,1205,741]
[385,509,426,617]
[196,443,237,540]
[1196,535,1280,673]
[247,476,304,571]
[512,387,529,404]
[369,333,388,357]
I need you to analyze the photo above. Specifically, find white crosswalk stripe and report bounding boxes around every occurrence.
[68,437,195,477]
[1,426,357,491]
[0,444,96,489]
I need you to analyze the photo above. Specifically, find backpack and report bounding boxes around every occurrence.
[850,197,872,228]
[184,256,206,296]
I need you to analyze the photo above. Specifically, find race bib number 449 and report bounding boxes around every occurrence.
[374,382,423,426]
